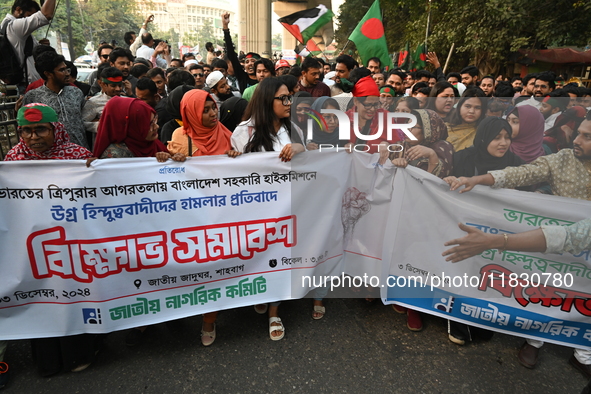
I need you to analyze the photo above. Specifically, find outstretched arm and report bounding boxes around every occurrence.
[442,223,547,263]
[221,13,247,86]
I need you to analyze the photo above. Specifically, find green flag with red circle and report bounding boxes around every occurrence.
[348,0,392,69]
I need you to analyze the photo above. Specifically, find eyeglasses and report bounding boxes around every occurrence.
[100,54,109,59]
[274,95,293,106]
[359,101,380,109]
[295,107,310,113]
[19,126,52,138]
[193,73,204,78]
[55,67,71,74]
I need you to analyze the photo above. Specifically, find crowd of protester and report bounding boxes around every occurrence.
[2,0,591,391]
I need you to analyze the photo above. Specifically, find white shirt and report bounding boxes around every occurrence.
[1,12,48,83]
[516,96,541,109]
[136,44,167,68]
[231,119,305,153]
[543,111,561,131]
[136,44,154,61]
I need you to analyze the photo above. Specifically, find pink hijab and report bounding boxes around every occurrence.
[509,105,545,163]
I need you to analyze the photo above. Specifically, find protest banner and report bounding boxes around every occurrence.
[381,166,591,349]
[1,153,590,349]
[0,151,349,339]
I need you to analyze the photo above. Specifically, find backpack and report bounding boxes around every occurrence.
[0,18,33,85]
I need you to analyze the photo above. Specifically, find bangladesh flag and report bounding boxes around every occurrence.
[398,42,410,70]
[279,5,335,45]
[411,43,427,70]
[348,0,393,69]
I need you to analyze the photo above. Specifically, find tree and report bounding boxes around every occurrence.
[272,33,282,49]
[335,0,591,74]
[195,18,219,47]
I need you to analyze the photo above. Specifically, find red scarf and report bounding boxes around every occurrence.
[93,96,167,158]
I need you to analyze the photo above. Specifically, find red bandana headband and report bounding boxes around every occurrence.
[102,76,123,85]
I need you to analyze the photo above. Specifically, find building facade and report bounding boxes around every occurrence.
[138,0,238,44]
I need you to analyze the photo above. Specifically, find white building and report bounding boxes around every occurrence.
[137,0,238,44]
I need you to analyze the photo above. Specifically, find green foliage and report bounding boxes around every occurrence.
[335,0,591,73]
[272,33,282,49]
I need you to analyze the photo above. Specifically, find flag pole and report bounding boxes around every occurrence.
[443,43,455,74]
[424,0,431,52]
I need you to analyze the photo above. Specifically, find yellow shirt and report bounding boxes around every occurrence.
[446,122,477,152]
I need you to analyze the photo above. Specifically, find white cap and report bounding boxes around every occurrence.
[323,79,335,87]
[206,70,224,89]
[325,71,336,80]
[455,82,467,96]
[184,59,198,67]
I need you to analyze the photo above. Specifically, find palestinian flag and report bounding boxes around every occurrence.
[306,39,322,56]
[348,0,393,69]
[294,39,322,65]
[279,5,334,45]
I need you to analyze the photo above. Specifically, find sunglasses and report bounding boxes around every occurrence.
[359,101,380,109]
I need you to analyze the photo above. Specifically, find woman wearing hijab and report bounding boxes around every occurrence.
[392,109,454,178]
[301,96,345,318]
[445,90,487,152]
[449,116,524,179]
[443,116,524,345]
[5,104,93,161]
[160,85,196,143]
[94,97,182,346]
[167,89,236,157]
[306,96,347,151]
[292,91,314,132]
[93,96,172,160]
[220,96,249,132]
[4,104,98,377]
[505,105,545,163]
[167,89,239,346]
[390,109,454,331]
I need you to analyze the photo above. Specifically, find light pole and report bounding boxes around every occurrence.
[163,9,181,58]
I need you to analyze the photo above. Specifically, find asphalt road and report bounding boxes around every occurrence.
[3,297,588,393]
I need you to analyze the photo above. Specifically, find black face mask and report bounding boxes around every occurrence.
[217,91,235,101]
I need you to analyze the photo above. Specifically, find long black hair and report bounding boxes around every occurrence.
[243,77,292,152]
[447,89,487,126]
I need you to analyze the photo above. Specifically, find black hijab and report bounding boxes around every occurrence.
[310,96,347,146]
[166,85,196,120]
[220,97,248,132]
[453,116,524,177]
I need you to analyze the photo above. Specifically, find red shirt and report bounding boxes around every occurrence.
[297,81,331,97]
